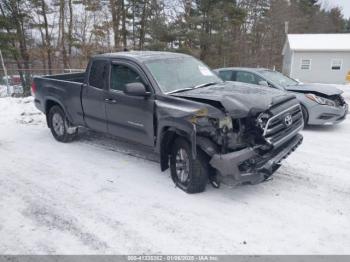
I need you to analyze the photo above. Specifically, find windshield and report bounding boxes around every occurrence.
[260,70,298,88]
[145,56,222,93]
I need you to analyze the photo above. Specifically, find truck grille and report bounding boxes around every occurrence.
[259,103,304,147]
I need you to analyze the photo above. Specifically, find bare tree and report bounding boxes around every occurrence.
[40,0,53,74]
[109,0,121,50]
[121,0,127,49]
[58,0,68,69]
[67,0,73,62]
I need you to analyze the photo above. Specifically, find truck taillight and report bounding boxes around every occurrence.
[31,82,37,95]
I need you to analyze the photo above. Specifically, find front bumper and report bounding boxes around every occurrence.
[210,134,303,185]
[308,103,348,125]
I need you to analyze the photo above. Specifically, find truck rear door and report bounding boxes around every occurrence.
[104,60,155,147]
[82,59,109,133]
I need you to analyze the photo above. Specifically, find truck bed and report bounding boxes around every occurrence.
[43,72,85,83]
[33,72,86,126]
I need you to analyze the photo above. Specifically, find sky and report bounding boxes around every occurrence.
[320,0,350,19]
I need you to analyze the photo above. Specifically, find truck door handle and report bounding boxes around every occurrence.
[104,98,117,104]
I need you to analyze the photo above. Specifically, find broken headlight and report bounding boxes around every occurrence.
[305,93,336,107]
[257,112,269,130]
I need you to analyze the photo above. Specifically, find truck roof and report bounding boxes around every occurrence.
[94,51,191,62]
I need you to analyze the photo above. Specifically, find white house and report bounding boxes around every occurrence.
[282,34,350,84]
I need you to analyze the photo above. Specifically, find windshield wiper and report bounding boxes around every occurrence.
[167,82,220,95]
[167,87,195,94]
[193,82,220,89]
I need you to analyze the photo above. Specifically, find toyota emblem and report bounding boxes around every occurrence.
[284,114,293,127]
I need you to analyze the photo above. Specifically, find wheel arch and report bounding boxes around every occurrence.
[45,98,70,127]
[159,127,191,172]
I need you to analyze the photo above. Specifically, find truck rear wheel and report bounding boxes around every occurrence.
[170,138,209,193]
[48,105,77,142]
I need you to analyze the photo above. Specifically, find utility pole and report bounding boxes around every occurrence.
[285,21,289,35]
[0,49,10,96]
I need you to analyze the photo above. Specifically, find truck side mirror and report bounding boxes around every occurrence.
[124,82,150,97]
[258,80,269,87]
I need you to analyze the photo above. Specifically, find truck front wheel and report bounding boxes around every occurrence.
[48,105,77,142]
[170,138,209,193]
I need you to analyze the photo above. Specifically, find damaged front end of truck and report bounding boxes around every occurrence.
[156,83,304,186]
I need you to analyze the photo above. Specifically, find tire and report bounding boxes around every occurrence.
[301,105,309,126]
[170,137,209,193]
[48,105,78,142]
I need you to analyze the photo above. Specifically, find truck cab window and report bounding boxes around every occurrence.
[110,64,142,92]
[89,60,108,89]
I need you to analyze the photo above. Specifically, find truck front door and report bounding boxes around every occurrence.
[105,61,155,147]
[82,59,109,133]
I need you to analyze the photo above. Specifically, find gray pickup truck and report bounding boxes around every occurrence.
[33,51,303,193]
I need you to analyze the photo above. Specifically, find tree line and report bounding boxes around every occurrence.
[0,0,349,95]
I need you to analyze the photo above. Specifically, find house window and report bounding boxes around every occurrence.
[301,59,311,70]
[331,59,342,70]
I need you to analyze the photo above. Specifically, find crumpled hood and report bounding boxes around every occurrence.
[172,81,296,118]
[285,83,343,96]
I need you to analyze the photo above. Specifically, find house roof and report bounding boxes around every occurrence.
[283,34,350,53]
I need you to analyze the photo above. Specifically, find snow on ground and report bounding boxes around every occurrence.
[0,85,24,98]
[0,85,8,97]
[0,95,350,255]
